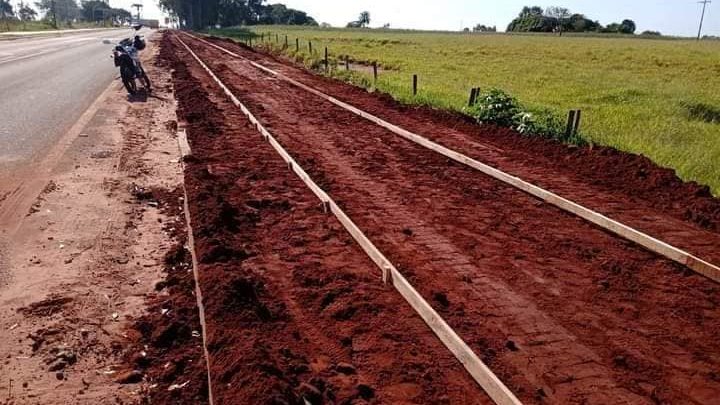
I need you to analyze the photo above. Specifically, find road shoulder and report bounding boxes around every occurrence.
[0,34,186,403]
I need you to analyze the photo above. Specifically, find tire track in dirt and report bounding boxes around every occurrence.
[176,33,720,404]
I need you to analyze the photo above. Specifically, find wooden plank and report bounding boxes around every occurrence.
[177,128,191,157]
[184,32,720,284]
[175,34,523,405]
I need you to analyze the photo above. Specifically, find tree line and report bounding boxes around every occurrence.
[158,0,318,30]
[506,6,644,35]
[0,0,131,28]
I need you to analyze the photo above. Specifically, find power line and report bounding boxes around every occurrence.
[697,0,712,40]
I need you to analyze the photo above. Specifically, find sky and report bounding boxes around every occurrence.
[280,0,719,37]
[9,0,717,37]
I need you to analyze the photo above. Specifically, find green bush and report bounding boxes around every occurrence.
[466,88,521,127]
[466,88,584,145]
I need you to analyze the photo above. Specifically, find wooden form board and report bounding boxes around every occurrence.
[187,32,720,284]
[177,129,215,405]
[175,34,524,405]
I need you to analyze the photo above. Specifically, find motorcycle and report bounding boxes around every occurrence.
[108,26,151,95]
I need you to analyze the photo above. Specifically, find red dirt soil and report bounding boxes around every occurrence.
[167,31,720,405]
[205,35,720,265]
[164,34,493,404]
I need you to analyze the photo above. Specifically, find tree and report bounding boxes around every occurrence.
[157,0,316,29]
[36,0,80,24]
[545,6,569,35]
[619,19,636,34]
[507,5,557,32]
[641,30,661,36]
[473,24,496,32]
[258,3,317,25]
[18,2,38,20]
[358,10,370,27]
[81,0,108,21]
[1,0,12,31]
[603,19,636,34]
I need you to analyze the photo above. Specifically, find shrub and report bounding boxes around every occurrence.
[466,88,521,127]
[466,88,585,145]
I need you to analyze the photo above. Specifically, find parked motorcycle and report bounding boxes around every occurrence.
[107,26,151,95]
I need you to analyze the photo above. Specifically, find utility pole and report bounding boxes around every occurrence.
[131,3,142,21]
[697,0,712,40]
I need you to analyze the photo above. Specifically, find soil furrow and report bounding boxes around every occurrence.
[166,33,493,404]
[176,33,720,405]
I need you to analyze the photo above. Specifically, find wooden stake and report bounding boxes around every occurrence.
[565,110,576,138]
[324,47,329,72]
[275,33,278,43]
[309,41,312,54]
[296,37,299,52]
[345,56,350,71]
[284,35,288,48]
[412,74,418,96]
[468,88,478,106]
[573,110,582,135]
[372,62,378,82]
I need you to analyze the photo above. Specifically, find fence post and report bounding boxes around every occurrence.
[324,47,329,72]
[373,62,378,82]
[573,110,582,135]
[412,74,418,96]
[249,37,252,47]
[296,38,299,52]
[468,88,478,107]
[309,41,313,54]
[261,32,264,42]
[345,56,350,71]
[276,33,279,43]
[565,110,577,137]
[284,35,288,48]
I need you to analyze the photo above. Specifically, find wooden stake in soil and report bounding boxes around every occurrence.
[573,110,582,134]
[324,47,329,72]
[413,74,418,96]
[309,41,313,54]
[284,35,288,49]
[275,33,278,43]
[373,62,378,82]
[345,56,350,71]
[468,88,478,106]
[296,37,299,52]
[565,110,577,138]
[261,32,264,42]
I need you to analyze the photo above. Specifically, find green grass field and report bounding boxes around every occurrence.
[210,26,720,195]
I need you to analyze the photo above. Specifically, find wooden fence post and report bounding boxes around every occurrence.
[276,33,279,43]
[309,41,313,54]
[296,38,299,52]
[324,47,329,72]
[284,35,288,48]
[412,74,418,96]
[373,62,378,82]
[468,88,478,106]
[565,110,577,137]
[573,110,582,134]
[345,56,350,71]
[261,32,264,42]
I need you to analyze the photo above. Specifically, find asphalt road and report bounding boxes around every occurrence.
[0,28,147,168]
